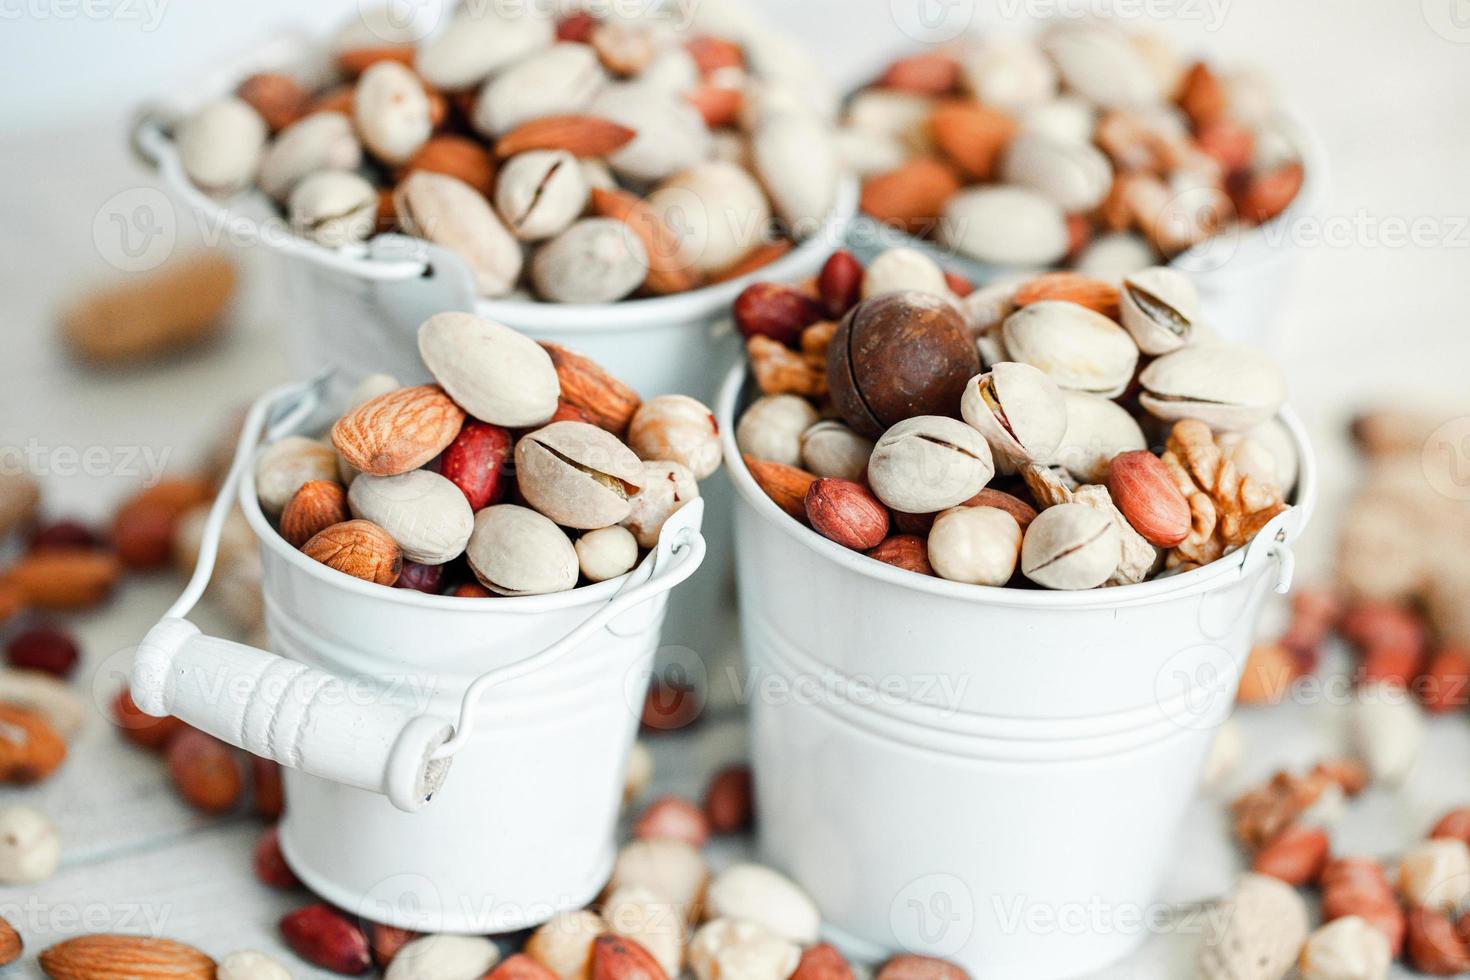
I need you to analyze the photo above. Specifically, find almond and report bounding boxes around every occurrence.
[867,535,934,576]
[805,478,889,551]
[496,115,638,159]
[634,796,710,848]
[1107,450,1191,547]
[686,37,743,75]
[929,102,1017,181]
[541,343,643,436]
[1407,907,1470,975]
[589,188,701,295]
[39,935,214,979]
[0,915,19,966]
[5,548,122,610]
[557,13,598,44]
[331,384,465,477]
[1252,825,1330,886]
[0,703,65,783]
[302,520,403,586]
[879,53,960,96]
[860,158,961,234]
[280,904,372,975]
[1178,61,1226,129]
[60,254,237,365]
[744,456,818,521]
[112,688,185,752]
[709,241,794,285]
[280,480,349,549]
[792,944,853,980]
[166,728,242,813]
[685,85,742,129]
[337,45,415,78]
[590,933,668,980]
[734,283,824,346]
[237,72,308,132]
[113,477,215,570]
[1233,162,1303,225]
[397,135,497,197]
[1418,648,1470,714]
[1014,272,1122,320]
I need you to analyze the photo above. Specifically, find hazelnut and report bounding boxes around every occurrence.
[799,421,874,482]
[622,461,699,549]
[737,395,821,469]
[627,395,722,480]
[576,526,640,583]
[927,506,1023,586]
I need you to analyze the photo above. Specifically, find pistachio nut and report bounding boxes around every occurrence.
[928,505,1023,586]
[646,162,771,275]
[751,111,840,229]
[960,362,1069,469]
[576,525,640,583]
[176,97,267,196]
[1047,390,1147,484]
[1001,301,1140,398]
[347,470,474,565]
[736,395,820,468]
[394,171,524,298]
[259,111,362,202]
[860,247,949,301]
[416,7,555,91]
[516,421,645,530]
[941,187,1069,268]
[867,416,995,514]
[1119,266,1200,355]
[495,150,590,242]
[622,459,699,548]
[1000,131,1113,212]
[531,218,649,304]
[799,421,874,482]
[467,505,578,596]
[288,170,378,247]
[1020,501,1121,590]
[1042,22,1163,110]
[417,312,559,427]
[1138,343,1287,431]
[591,83,712,183]
[959,36,1057,113]
[1019,96,1097,146]
[1073,233,1154,279]
[353,61,432,165]
[472,42,608,137]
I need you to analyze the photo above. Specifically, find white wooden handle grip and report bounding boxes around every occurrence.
[132,618,451,812]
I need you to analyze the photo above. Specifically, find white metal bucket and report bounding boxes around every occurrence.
[132,380,708,933]
[716,364,1315,980]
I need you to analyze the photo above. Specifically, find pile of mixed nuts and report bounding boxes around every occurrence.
[843,22,1304,273]
[260,312,717,595]
[733,245,1295,590]
[175,4,841,302]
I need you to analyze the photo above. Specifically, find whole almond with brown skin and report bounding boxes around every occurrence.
[398,134,497,197]
[590,188,701,295]
[541,343,642,435]
[590,933,668,980]
[60,253,236,365]
[806,478,889,551]
[280,480,349,548]
[1251,825,1329,885]
[370,924,420,969]
[166,728,241,813]
[686,85,743,129]
[1407,907,1470,975]
[861,158,961,234]
[744,456,817,521]
[686,37,743,75]
[0,916,19,966]
[40,935,215,979]
[332,385,465,477]
[1014,273,1121,321]
[302,520,403,585]
[496,115,638,159]
[792,944,854,980]
[929,102,1017,182]
[112,688,185,752]
[867,535,934,576]
[1107,451,1191,548]
[1234,162,1303,225]
[876,954,969,980]
[704,764,753,834]
[490,953,562,980]
[280,904,372,975]
[0,703,65,783]
[1431,807,1470,844]
[1179,62,1226,129]
[237,72,308,132]
[880,53,960,96]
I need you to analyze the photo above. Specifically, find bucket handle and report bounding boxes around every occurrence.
[131,383,707,813]
[1237,505,1305,595]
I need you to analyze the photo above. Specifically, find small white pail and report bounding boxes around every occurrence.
[716,364,1315,980]
[132,380,707,933]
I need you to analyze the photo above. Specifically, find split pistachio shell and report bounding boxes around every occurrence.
[531,219,649,304]
[928,506,1022,586]
[576,525,640,582]
[288,170,378,247]
[623,460,699,549]
[736,395,820,468]
[1138,343,1287,431]
[1001,301,1140,398]
[867,416,995,514]
[1047,390,1147,484]
[751,111,840,229]
[960,362,1069,469]
[799,421,874,482]
[1043,22,1163,110]
[347,470,474,565]
[646,162,771,275]
[259,112,362,202]
[395,172,524,298]
[417,312,559,427]
[941,187,1069,268]
[592,83,712,183]
[1020,502,1121,590]
[416,8,555,91]
[516,421,645,530]
[472,42,607,136]
[1000,131,1113,213]
[1119,266,1200,355]
[861,247,949,301]
[467,505,578,596]
[960,36,1057,113]
[495,150,590,242]
[354,61,432,165]
[177,97,267,196]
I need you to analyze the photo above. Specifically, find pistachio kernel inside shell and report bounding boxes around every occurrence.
[977,377,1019,442]
[1126,282,1191,339]
[540,443,638,498]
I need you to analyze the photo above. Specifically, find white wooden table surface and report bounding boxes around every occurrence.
[3,2,1470,975]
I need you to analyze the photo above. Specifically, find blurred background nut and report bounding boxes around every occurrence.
[960,362,1068,468]
[531,218,650,304]
[750,111,841,228]
[347,470,474,565]
[474,42,607,137]
[497,150,591,241]
[396,172,525,298]
[1397,838,1470,912]
[576,525,639,583]
[799,421,873,482]
[627,395,722,479]
[217,950,293,980]
[1198,873,1308,980]
[1350,682,1424,784]
[591,84,712,183]
[1299,916,1391,980]
[647,162,772,275]
[689,918,800,980]
[736,395,820,468]
[515,422,644,530]
[353,61,432,165]
[288,169,378,247]
[415,7,554,91]
[1000,131,1113,212]
[867,416,994,514]
[467,505,578,596]
[602,884,685,978]
[259,112,362,202]
[1020,502,1121,590]
[0,471,39,539]
[386,935,500,980]
[941,186,1069,267]
[526,909,608,980]
[622,460,698,549]
[859,247,948,300]
[928,506,1023,586]
[704,863,819,945]
[607,838,707,923]
[176,96,267,196]
[0,805,60,884]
